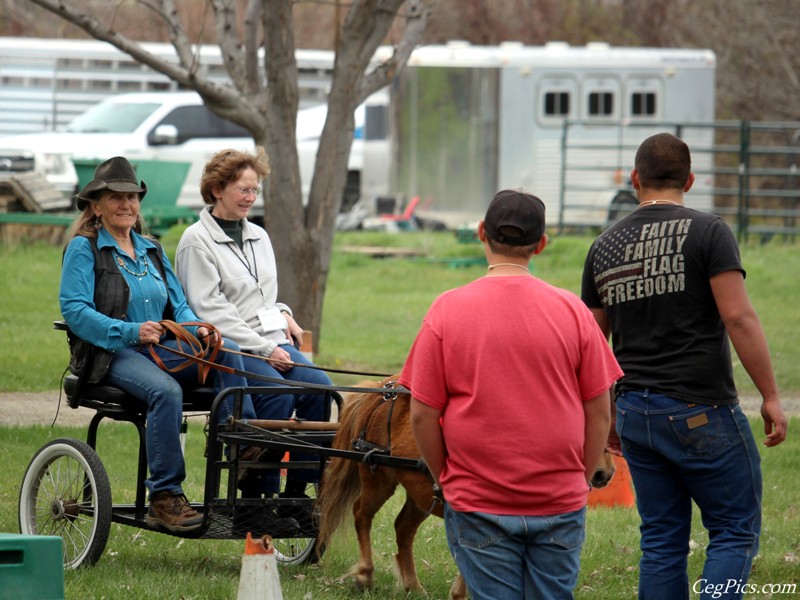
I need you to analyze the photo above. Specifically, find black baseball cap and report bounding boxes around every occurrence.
[483,189,546,245]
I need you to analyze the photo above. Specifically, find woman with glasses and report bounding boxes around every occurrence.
[175,147,332,515]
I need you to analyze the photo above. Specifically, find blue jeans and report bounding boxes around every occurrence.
[239,344,333,495]
[616,390,762,600]
[444,503,586,600]
[105,338,255,497]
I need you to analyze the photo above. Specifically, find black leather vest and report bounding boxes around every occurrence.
[67,236,173,383]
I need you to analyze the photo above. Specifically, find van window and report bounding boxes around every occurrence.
[155,106,250,143]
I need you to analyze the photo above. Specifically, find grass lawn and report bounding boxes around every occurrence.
[3,416,798,599]
[1,229,798,598]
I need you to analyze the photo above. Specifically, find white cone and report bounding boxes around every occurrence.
[236,532,283,600]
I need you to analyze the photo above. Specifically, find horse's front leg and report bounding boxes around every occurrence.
[393,494,428,593]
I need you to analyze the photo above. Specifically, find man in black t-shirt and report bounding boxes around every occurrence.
[582,133,787,600]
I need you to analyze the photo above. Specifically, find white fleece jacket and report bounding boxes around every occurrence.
[175,206,290,357]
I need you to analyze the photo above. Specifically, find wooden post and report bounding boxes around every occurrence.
[300,331,313,361]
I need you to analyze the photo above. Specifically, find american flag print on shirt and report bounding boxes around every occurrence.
[592,218,692,307]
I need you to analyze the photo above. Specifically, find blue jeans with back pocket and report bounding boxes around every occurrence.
[616,390,762,600]
[444,503,585,599]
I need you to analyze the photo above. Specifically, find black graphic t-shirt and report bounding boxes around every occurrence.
[581,205,743,405]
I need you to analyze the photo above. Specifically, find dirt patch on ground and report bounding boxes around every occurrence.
[1,390,798,428]
[1,390,97,427]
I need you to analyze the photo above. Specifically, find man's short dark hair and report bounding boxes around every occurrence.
[635,133,692,191]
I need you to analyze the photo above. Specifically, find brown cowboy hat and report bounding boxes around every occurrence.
[75,156,147,210]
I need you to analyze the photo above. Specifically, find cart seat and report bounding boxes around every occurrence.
[55,321,217,416]
[63,374,217,415]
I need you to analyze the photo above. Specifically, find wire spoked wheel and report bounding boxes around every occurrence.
[272,472,322,566]
[19,438,113,569]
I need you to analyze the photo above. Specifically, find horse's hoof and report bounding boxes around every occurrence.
[354,574,373,591]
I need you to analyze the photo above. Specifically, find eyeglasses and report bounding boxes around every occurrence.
[234,186,262,197]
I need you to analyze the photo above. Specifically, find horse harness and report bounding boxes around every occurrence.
[352,380,444,516]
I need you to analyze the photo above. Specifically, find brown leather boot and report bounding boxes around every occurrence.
[146,491,203,532]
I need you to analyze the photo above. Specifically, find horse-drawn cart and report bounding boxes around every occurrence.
[17,322,428,571]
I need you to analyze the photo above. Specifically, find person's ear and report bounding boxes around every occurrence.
[631,169,640,190]
[477,221,487,242]
[533,234,548,255]
[684,173,695,193]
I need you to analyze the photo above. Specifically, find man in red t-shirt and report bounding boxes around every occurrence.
[401,190,622,600]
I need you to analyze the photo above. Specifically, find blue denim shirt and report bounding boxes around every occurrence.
[60,228,200,351]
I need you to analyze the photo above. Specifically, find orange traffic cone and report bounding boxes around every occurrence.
[588,454,635,508]
[236,532,283,600]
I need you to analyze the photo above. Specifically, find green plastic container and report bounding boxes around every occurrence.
[0,534,64,600]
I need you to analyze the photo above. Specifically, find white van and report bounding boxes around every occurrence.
[0,91,370,218]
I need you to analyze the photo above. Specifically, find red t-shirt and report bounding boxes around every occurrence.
[400,275,622,516]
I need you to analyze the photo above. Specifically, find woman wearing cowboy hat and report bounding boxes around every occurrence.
[59,156,267,533]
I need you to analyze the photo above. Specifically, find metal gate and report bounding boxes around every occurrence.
[559,120,800,241]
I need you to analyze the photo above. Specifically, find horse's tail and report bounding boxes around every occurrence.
[316,384,380,554]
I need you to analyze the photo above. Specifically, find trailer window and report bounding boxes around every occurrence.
[57,79,84,90]
[118,80,142,92]
[88,80,113,91]
[544,91,570,116]
[631,92,657,116]
[588,92,614,116]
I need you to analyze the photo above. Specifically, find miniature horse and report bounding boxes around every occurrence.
[316,376,616,599]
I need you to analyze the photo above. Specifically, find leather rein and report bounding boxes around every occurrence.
[147,319,404,395]
[149,321,441,510]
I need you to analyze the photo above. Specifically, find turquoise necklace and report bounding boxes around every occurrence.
[113,249,149,278]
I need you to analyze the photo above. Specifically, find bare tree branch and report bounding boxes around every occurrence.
[242,0,262,88]
[157,0,201,78]
[29,0,235,103]
[210,0,247,91]
[361,0,429,101]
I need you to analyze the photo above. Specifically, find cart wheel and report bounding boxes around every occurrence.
[19,438,112,569]
[273,480,323,566]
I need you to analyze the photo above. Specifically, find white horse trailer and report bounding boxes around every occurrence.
[378,42,716,228]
